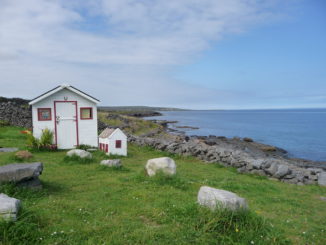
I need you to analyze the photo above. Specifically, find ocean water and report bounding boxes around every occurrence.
[146,109,326,162]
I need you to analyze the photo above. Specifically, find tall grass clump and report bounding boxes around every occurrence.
[161,203,290,244]
[0,209,43,245]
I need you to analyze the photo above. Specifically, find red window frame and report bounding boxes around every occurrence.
[105,144,108,153]
[80,107,93,120]
[116,140,122,148]
[37,108,52,121]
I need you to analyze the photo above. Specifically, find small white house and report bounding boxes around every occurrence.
[99,128,127,156]
[28,84,100,149]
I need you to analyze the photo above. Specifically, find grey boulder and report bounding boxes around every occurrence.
[274,164,290,178]
[0,193,21,221]
[197,186,248,211]
[0,148,18,153]
[100,159,121,167]
[318,172,326,186]
[0,162,43,187]
[145,157,176,176]
[66,149,92,159]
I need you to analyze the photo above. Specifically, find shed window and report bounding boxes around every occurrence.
[38,108,52,121]
[116,140,122,148]
[80,107,93,119]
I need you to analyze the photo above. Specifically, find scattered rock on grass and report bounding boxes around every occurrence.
[100,159,121,167]
[15,150,33,160]
[0,147,18,153]
[0,162,43,189]
[66,149,92,159]
[145,157,176,177]
[0,193,21,221]
[197,186,248,211]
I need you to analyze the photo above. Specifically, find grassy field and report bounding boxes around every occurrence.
[0,127,326,245]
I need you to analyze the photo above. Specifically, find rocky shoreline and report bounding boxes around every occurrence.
[129,133,326,186]
[140,116,326,186]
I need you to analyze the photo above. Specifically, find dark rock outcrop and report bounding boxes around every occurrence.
[0,101,32,128]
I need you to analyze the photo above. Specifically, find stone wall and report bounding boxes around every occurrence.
[0,102,32,128]
[129,135,326,186]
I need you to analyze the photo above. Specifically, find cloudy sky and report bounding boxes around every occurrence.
[0,0,325,109]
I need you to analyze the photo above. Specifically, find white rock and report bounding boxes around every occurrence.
[145,157,176,176]
[318,172,326,186]
[197,186,248,211]
[0,193,21,221]
[66,149,92,159]
[100,159,121,167]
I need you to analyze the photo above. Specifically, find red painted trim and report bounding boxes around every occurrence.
[80,107,93,120]
[75,101,79,146]
[116,140,122,148]
[54,101,79,147]
[105,144,108,153]
[53,102,57,145]
[37,108,52,121]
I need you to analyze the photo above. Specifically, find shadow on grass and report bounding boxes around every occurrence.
[0,180,66,199]
[97,165,130,173]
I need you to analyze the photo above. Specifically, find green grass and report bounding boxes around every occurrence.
[0,126,326,244]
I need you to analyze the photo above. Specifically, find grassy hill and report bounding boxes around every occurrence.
[0,127,326,244]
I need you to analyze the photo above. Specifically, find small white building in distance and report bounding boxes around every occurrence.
[99,128,127,156]
[28,84,100,149]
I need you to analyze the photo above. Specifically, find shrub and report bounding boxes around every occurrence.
[76,144,94,150]
[0,120,10,127]
[23,129,56,151]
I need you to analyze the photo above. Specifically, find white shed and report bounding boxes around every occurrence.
[99,128,127,156]
[28,84,100,149]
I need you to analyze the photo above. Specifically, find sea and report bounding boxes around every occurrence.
[146,109,326,162]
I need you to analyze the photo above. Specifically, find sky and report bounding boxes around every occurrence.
[0,0,325,109]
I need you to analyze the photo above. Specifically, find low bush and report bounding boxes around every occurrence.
[76,144,94,151]
[23,129,57,151]
[63,155,93,164]
[0,120,10,127]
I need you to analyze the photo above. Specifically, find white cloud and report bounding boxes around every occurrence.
[0,0,289,107]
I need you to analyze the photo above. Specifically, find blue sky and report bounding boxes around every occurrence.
[0,0,325,109]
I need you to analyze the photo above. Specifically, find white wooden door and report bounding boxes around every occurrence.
[55,102,78,149]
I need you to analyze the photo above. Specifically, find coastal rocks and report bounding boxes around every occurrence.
[274,164,290,178]
[243,137,254,142]
[100,159,122,167]
[318,172,326,186]
[145,157,176,176]
[197,186,248,211]
[0,162,43,189]
[0,147,18,153]
[128,134,326,186]
[66,149,92,159]
[0,194,21,221]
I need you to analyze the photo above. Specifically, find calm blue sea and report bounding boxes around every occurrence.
[147,109,326,162]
